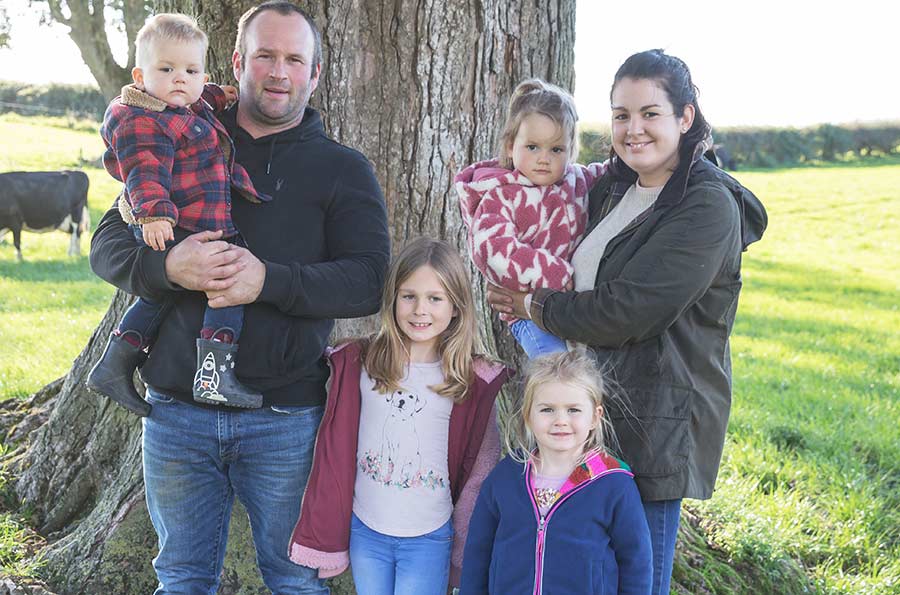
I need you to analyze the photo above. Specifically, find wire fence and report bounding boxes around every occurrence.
[0,100,101,121]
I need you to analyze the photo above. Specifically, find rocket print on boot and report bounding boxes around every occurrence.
[192,336,263,409]
[193,351,227,402]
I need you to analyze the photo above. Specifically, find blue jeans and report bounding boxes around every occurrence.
[142,388,327,595]
[642,498,681,595]
[120,225,245,342]
[349,513,452,595]
[509,319,567,358]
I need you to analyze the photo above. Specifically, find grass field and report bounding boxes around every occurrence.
[694,164,899,594]
[0,114,118,399]
[1,114,898,593]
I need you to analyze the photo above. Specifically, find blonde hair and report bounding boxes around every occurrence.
[135,13,209,69]
[506,351,615,465]
[364,237,484,402]
[497,78,579,169]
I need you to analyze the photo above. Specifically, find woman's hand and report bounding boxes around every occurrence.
[486,284,530,319]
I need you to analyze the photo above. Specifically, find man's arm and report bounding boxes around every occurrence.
[210,153,390,317]
[91,198,244,301]
[90,199,174,302]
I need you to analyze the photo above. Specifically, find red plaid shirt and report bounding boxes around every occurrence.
[101,84,268,237]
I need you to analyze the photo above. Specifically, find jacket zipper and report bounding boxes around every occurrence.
[526,463,626,595]
[533,515,546,595]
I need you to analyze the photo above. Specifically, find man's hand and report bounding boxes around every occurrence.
[486,283,530,319]
[221,85,239,106]
[206,246,266,308]
[142,220,175,251]
[165,230,244,291]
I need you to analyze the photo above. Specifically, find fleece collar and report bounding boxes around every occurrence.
[119,84,171,112]
[530,450,632,501]
[558,450,631,496]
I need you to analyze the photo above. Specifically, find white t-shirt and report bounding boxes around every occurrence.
[571,181,663,291]
[352,362,454,537]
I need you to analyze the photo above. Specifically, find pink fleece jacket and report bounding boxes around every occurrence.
[288,341,513,586]
[455,159,606,321]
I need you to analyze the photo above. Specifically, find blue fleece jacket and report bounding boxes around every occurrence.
[461,452,651,594]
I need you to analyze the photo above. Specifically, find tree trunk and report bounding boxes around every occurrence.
[11,1,575,593]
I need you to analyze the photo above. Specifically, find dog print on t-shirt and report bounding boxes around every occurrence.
[358,388,447,489]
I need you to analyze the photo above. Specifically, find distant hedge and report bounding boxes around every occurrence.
[576,122,900,169]
[0,80,106,120]
[713,123,900,168]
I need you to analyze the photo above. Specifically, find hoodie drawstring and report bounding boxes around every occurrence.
[267,136,277,175]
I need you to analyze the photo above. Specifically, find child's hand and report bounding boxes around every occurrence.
[221,85,238,106]
[142,221,175,251]
[565,279,574,291]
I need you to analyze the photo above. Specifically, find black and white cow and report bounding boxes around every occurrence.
[0,170,90,261]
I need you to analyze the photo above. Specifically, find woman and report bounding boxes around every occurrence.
[488,49,767,594]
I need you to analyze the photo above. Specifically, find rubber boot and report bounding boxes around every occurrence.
[192,338,262,408]
[87,332,151,417]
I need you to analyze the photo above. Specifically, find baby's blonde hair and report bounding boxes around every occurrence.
[496,78,579,169]
[506,351,615,465]
[364,237,485,403]
[135,13,208,69]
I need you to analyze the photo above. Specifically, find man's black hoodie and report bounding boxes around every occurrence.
[90,106,390,407]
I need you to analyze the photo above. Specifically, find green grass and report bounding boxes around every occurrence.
[692,165,900,594]
[0,444,44,578]
[0,113,117,399]
[1,115,898,593]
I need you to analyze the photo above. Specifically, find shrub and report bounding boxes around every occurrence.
[712,122,900,168]
[0,80,106,120]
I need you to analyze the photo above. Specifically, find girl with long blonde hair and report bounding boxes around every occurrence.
[289,237,512,594]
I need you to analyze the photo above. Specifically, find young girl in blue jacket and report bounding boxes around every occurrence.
[461,351,652,594]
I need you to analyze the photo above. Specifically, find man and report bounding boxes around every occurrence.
[89,3,390,593]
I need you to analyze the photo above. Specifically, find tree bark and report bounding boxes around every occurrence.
[10,1,575,593]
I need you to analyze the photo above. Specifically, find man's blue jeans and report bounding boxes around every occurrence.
[642,498,682,595]
[142,388,327,595]
[509,319,567,358]
[349,513,452,595]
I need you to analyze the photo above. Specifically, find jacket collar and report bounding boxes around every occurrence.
[557,450,631,497]
[526,450,632,505]
[119,84,186,112]
[595,139,766,251]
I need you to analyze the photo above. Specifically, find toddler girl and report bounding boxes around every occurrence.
[461,351,651,594]
[289,237,513,594]
[455,79,606,358]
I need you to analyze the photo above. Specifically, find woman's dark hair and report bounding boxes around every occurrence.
[609,49,711,177]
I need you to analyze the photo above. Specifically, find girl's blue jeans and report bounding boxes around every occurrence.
[509,319,567,358]
[642,498,682,595]
[349,513,452,595]
[142,388,327,594]
[118,225,244,342]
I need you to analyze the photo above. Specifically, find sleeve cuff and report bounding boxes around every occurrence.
[529,288,557,333]
[523,293,533,319]
[257,260,293,307]
[147,247,181,293]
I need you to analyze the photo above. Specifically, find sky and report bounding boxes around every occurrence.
[2,0,898,128]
